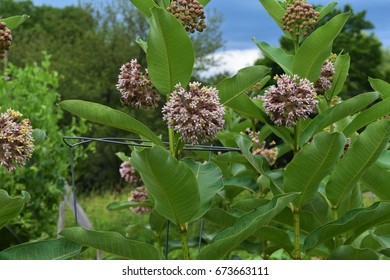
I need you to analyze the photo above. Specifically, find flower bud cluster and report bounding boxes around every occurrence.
[128,186,151,215]
[258,74,318,127]
[247,129,278,166]
[282,1,319,39]
[315,60,335,94]
[119,160,143,186]
[162,82,225,145]
[167,0,206,33]
[0,22,12,60]
[116,59,160,109]
[0,109,34,172]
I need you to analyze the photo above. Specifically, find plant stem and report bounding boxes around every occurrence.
[332,207,340,246]
[292,208,302,260]
[178,224,191,260]
[168,126,175,157]
[293,122,300,154]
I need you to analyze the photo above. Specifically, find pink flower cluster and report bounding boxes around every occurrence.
[116,59,160,109]
[0,109,34,171]
[247,129,278,166]
[162,82,225,145]
[119,161,142,186]
[128,186,151,215]
[259,74,318,127]
[315,60,335,94]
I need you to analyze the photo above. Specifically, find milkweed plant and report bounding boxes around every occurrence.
[2,0,390,260]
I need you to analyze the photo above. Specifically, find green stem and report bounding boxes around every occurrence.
[292,208,302,260]
[178,224,191,260]
[168,126,175,157]
[293,122,300,154]
[332,207,340,246]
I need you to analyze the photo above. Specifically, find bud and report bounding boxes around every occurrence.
[128,186,151,215]
[0,22,12,60]
[247,129,278,166]
[167,0,207,32]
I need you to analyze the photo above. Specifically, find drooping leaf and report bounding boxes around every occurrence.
[293,12,350,82]
[197,193,298,259]
[129,0,156,18]
[284,132,345,208]
[343,97,390,136]
[135,36,148,53]
[59,100,163,146]
[369,77,390,99]
[304,201,390,251]
[182,158,224,221]
[60,227,160,259]
[253,41,293,75]
[147,7,194,94]
[131,146,200,225]
[2,15,29,30]
[299,92,380,146]
[0,190,30,229]
[0,239,82,260]
[326,120,390,208]
[326,53,350,99]
[328,245,378,260]
[217,66,269,122]
[360,163,390,200]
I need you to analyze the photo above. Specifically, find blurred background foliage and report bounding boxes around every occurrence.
[0,0,389,247]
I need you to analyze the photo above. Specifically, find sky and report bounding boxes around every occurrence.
[31,0,390,76]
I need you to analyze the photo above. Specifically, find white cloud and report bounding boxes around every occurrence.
[198,48,262,78]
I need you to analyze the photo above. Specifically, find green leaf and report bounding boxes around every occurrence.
[147,7,194,94]
[326,53,350,99]
[204,209,239,228]
[129,0,156,18]
[304,201,390,251]
[149,210,167,233]
[199,0,211,6]
[106,201,152,211]
[217,66,269,122]
[328,246,378,260]
[197,193,298,259]
[317,2,338,21]
[2,15,29,30]
[257,226,294,253]
[258,0,285,29]
[135,36,148,53]
[60,227,161,259]
[131,146,200,225]
[59,100,163,146]
[360,163,390,200]
[253,41,293,75]
[284,132,345,208]
[293,12,350,82]
[32,129,47,145]
[326,120,390,208]
[0,239,82,260]
[182,159,224,221]
[235,135,283,192]
[369,78,390,99]
[299,92,380,146]
[0,190,30,229]
[343,97,390,136]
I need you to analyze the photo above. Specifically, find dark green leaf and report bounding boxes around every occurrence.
[326,120,390,208]
[197,193,298,259]
[147,7,194,94]
[285,132,345,208]
[328,245,378,260]
[60,227,161,259]
[131,146,200,225]
[327,53,350,99]
[361,163,390,200]
[0,239,82,260]
[204,209,239,228]
[59,100,163,146]
[0,190,30,229]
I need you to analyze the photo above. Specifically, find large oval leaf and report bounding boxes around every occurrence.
[293,12,350,82]
[197,193,298,259]
[369,78,390,99]
[299,92,380,146]
[258,0,285,29]
[182,159,224,222]
[253,41,293,75]
[326,120,390,208]
[284,132,345,208]
[147,7,194,94]
[343,97,390,136]
[0,190,30,229]
[304,201,390,251]
[60,227,160,259]
[131,146,200,225]
[59,100,163,146]
[0,239,82,260]
[360,163,390,200]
